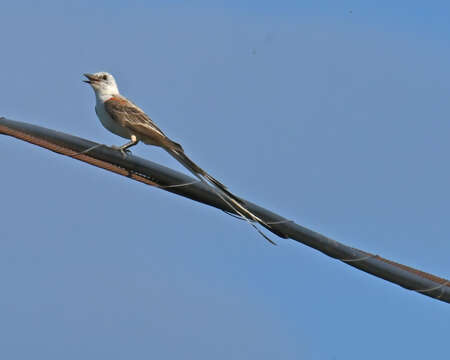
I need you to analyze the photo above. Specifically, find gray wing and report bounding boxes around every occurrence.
[104,96,177,148]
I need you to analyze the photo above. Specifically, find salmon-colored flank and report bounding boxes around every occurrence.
[106,96,128,104]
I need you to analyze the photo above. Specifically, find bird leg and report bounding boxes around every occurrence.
[112,135,139,157]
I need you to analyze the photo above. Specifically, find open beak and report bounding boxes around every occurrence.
[83,73,98,84]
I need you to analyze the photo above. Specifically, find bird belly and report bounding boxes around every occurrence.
[95,104,131,140]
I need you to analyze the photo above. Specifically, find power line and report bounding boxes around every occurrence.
[1,117,449,303]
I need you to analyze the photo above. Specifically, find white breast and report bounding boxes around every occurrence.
[95,100,131,140]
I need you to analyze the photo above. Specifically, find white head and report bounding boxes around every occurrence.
[83,72,119,98]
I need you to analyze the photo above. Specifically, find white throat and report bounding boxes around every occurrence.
[94,87,120,103]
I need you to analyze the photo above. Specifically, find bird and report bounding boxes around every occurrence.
[83,72,283,243]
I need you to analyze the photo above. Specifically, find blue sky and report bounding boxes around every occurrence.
[1,1,449,359]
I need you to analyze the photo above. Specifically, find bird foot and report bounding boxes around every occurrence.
[111,145,132,158]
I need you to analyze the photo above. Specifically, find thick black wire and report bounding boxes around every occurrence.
[1,117,449,304]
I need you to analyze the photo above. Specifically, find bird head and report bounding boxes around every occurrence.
[83,72,119,96]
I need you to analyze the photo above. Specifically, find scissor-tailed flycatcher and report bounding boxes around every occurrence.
[84,72,280,243]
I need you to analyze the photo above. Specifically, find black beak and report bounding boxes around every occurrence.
[83,73,97,84]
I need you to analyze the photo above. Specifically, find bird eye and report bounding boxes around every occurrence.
[102,75,108,80]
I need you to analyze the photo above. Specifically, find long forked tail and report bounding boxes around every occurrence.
[165,145,282,243]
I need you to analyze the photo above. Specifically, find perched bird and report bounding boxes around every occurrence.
[84,72,282,242]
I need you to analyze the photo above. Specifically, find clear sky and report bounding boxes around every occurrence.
[1,1,449,359]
